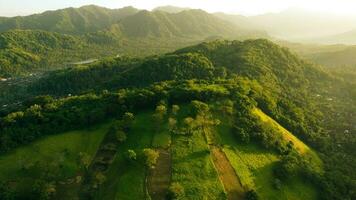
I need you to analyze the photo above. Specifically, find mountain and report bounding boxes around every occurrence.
[0,5,140,34]
[250,8,356,40]
[214,12,260,31]
[153,5,191,13]
[117,9,243,38]
[0,30,85,77]
[307,46,356,67]
[311,29,356,45]
[215,8,356,42]
[0,6,268,77]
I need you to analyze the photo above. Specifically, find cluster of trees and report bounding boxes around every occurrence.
[30,53,224,96]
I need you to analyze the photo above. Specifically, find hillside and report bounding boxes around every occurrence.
[310,29,356,45]
[0,39,354,200]
[0,79,323,200]
[0,5,139,34]
[0,30,85,77]
[306,46,356,67]
[153,6,191,13]
[215,8,356,43]
[0,6,268,78]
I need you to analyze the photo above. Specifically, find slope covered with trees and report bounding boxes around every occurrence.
[0,39,354,200]
[0,6,268,78]
[0,5,139,34]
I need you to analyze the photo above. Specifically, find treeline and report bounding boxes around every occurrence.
[29,53,225,95]
[0,79,236,153]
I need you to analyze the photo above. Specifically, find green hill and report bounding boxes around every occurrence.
[307,46,356,67]
[0,30,86,77]
[0,5,139,35]
[0,6,268,78]
[0,38,354,200]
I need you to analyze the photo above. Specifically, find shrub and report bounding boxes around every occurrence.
[142,148,159,168]
[116,130,127,143]
[273,178,282,190]
[125,149,137,162]
[245,189,258,200]
[167,182,185,200]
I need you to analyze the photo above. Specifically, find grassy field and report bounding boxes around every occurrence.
[95,110,156,200]
[0,122,109,198]
[214,111,319,200]
[252,108,323,173]
[0,101,322,200]
[171,132,226,200]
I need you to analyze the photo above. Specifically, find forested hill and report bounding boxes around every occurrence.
[0,5,265,39]
[30,39,330,96]
[0,30,86,77]
[0,38,354,199]
[0,5,268,78]
[0,5,140,35]
[175,39,330,90]
[116,9,248,38]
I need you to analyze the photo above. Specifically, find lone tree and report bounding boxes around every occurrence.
[142,148,159,169]
[125,149,137,162]
[167,182,185,200]
[152,104,167,131]
[168,117,177,133]
[191,100,220,137]
[115,130,127,143]
[122,112,135,130]
[31,179,56,200]
[78,152,91,173]
[183,117,195,135]
[245,189,259,200]
[172,105,180,116]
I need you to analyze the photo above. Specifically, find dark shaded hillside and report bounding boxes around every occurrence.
[175,39,330,91]
[30,53,222,95]
[0,5,139,34]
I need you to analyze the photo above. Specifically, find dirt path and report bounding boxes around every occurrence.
[147,149,172,200]
[211,146,245,200]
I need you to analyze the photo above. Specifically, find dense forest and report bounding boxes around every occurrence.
[0,5,266,78]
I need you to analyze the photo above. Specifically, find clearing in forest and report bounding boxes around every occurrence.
[147,149,172,200]
[211,146,245,200]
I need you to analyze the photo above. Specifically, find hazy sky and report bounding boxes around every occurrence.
[1,0,356,17]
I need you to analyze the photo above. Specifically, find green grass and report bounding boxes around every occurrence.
[95,110,156,200]
[0,122,109,198]
[0,123,108,181]
[171,132,226,200]
[152,131,171,148]
[252,108,323,173]
[213,109,319,200]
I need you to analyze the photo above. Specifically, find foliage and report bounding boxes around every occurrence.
[142,148,159,169]
[245,190,259,200]
[125,149,137,162]
[31,179,56,200]
[167,182,185,200]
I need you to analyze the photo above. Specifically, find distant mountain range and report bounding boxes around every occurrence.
[0,5,139,35]
[309,29,356,45]
[0,5,268,77]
